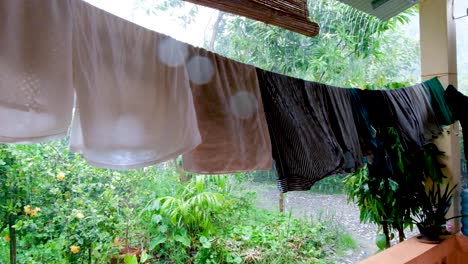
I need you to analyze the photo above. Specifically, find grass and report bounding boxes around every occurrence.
[216,206,357,264]
[337,234,358,252]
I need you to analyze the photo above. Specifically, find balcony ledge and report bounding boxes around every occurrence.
[360,234,468,264]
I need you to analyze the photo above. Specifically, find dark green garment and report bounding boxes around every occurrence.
[423,78,455,126]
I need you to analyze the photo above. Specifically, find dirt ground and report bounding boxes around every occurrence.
[253,184,417,264]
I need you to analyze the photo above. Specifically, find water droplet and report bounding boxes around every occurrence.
[158,37,188,67]
[187,55,214,85]
[229,91,258,119]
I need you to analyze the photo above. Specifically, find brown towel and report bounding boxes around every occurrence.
[182,47,272,173]
[70,0,201,169]
[0,0,74,143]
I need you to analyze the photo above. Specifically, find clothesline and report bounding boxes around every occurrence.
[0,0,463,193]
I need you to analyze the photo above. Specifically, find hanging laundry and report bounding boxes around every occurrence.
[182,47,272,173]
[70,0,201,169]
[444,85,468,168]
[308,83,365,171]
[423,78,455,127]
[0,0,74,143]
[256,69,365,192]
[380,84,442,149]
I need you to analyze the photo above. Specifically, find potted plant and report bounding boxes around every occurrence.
[412,182,467,243]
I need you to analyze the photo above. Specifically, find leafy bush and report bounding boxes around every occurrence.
[310,175,346,194]
[0,142,170,263]
[1,142,355,264]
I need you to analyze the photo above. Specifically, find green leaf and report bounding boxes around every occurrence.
[175,234,191,247]
[157,224,168,233]
[123,255,138,264]
[140,250,150,263]
[200,236,211,249]
[149,235,166,250]
[151,214,162,224]
[149,199,160,211]
[14,220,23,230]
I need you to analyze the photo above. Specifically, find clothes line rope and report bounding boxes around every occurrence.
[421,72,458,78]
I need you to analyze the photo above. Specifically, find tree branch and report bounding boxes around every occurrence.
[209,12,225,50]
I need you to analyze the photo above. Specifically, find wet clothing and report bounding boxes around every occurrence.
[70,0,201,169]
[360,85,441,151]
[257,69,365,192]
[182,47,272,174]
[423,78,455,126]
[445,85,468,167]
[0,0,74,143]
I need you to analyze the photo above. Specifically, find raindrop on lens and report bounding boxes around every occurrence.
[158,37,188,67]
[229,91,258,119]
[187,56,214,85]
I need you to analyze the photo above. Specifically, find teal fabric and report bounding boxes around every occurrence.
[423,78,455,126]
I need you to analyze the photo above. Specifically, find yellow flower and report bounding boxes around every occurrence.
[70,245,80,254]
[76,212,84,219]
[56,172,65,181]
[4,234,10,242]
[112,237,120,246]
[24,205,31,215]
[29,207,41,217]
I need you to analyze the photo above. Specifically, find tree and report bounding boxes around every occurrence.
[133,0,419,88]
[211,0,418,87]
[0,145,26,264]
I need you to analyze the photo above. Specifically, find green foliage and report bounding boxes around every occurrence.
[212,0,418,87]
[133,0,198,27]
[345,167,385,226]
[158,176,228,232]
[0,145,22,232]
[375,233,387,250]
[1,142,355,264]
[310,175,346,194]
[245,170,277,183]
[0,142,175,263]
[344,126,425,248]
[422,143,447,183]
[216,209,355,264]
[140,171,353,264]
[143,174,232,263]
[413,182,456,227]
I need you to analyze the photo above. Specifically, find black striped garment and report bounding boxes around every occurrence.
[257,69,365,192]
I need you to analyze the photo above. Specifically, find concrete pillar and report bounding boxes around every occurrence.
[420,0,461,230]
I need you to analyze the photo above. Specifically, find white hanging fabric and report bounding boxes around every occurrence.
[69,0,201,169]
[0,0,74,143]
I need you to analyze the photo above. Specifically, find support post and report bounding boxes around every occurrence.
[420,0,461,231]
[279,192,284,213]
[9,215,16,264]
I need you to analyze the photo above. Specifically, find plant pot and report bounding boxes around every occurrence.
[416,223,446,243]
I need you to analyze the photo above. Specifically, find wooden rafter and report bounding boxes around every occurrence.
[182,0,320,37]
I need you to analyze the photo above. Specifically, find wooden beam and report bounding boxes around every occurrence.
[182,0,320,37]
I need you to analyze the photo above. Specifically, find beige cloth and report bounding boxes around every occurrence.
[182,47,272,173]
[0,0,74,143]
[70,0,201,169]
